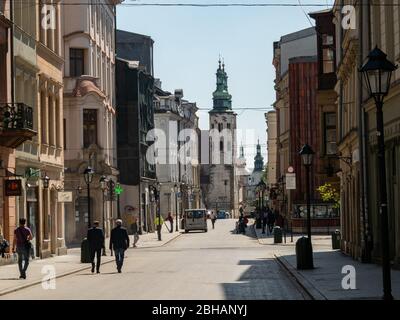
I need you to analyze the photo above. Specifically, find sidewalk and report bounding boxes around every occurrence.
[0,229,181,296]
[252,224,400,300]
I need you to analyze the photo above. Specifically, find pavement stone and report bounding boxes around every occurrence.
[0,229,181,296]
[252,223,400,300]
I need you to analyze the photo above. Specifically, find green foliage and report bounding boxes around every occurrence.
[317,183,340,209]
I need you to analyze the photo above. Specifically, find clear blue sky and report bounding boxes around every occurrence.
[117,0,334,168]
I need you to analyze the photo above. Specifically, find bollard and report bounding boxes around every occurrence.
[81,238,91,263]
[296,237,314,269]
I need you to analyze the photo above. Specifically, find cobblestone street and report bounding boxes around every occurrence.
[1,220,306,300]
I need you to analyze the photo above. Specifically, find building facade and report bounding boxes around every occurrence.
[272,25,339,233]
[63,0,120,245]
[333,1,400,265]
[116,57,156,234]
[4,1,67,258]
[265,110,278,190]
[1,1,34,252]
[115,30,157,234]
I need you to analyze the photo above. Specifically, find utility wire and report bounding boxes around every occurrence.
[11,1,400,7]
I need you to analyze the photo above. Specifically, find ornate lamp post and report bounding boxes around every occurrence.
[83,166,94,228]
[174,183,179,232]
[156,182,162,241]
[42,173,50,189]
[360,46,397,300]
[298,143,314,269]
[100,175,107,256]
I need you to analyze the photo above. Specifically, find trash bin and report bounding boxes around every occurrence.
[332,230,341,250]
[296,236,314,270]
[273,226,283,244]
[81,238,91,263]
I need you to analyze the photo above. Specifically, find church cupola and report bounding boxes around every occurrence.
[211,58,232,113]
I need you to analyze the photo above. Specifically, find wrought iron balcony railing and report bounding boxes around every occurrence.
[0,103,36,148]
[1,103,33,130]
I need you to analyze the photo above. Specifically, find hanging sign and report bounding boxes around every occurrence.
[5,179,22,196]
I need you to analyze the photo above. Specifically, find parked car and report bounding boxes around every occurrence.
[217,211,229,219]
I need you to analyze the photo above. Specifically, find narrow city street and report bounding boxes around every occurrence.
[1,220,306,300]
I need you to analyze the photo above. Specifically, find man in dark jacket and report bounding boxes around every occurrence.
[87,221,105,273]
[110,219,130,273]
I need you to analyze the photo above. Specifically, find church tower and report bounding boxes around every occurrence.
[202,59,239,217]
[253,140,264,172]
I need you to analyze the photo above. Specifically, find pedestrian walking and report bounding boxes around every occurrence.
[262,207,268,234]
[87,221,105,274]
[12,218,33,279]
[109,219,130,273]
[131,216,139,248]
[166,212,174,233]
[155,215,164,234]
[210,211,217,229]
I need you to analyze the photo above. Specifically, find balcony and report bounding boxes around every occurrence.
[0,103,36,148]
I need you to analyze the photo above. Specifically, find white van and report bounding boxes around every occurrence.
[183,209,208,233]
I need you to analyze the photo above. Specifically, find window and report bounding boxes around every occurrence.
[218,123,223,132]
[70,48,84,77]
[83,109,97,148]
[324,113,337,155]
[322,34,334,45]
[220,140,224,151]
[323,48,334,73]
[227,123,231,129]
[211,124,214,129]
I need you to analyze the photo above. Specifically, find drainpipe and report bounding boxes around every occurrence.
[10,0,14,104]
[358,0,370,263]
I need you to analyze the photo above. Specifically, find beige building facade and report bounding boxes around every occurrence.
[63,0,120,245]
[11,0,66,258]
[333,1,400,264]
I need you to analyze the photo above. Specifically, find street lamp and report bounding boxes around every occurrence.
[174,183,179,232]
[153,182,162,241]
[100,175,107,256]
[360,46,397,300]
[258,180,267,233]
[298,143,315,269]
[83,166,94,228]
[42,173,50,189]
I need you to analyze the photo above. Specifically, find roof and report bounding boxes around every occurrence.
[280,27,316,44]
[116,29,154,44]
[309,8,333,18]
[116,57,140,69]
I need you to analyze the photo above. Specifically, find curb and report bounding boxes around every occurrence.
[0,232,182,297]
[274,253,328,300]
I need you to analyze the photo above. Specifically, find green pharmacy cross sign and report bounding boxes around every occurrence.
[115,184,123,195]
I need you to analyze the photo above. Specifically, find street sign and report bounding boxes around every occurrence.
[115,184,123,195]
[57,191,73,202]
[5,179,22,196]
[286,173,296,190]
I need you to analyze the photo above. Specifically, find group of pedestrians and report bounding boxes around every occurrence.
[259,207,284,235]
[87,219,133,274]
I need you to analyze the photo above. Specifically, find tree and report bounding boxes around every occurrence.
[317,183,340,209]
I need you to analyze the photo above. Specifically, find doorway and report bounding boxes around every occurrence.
[26,187,39,258]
